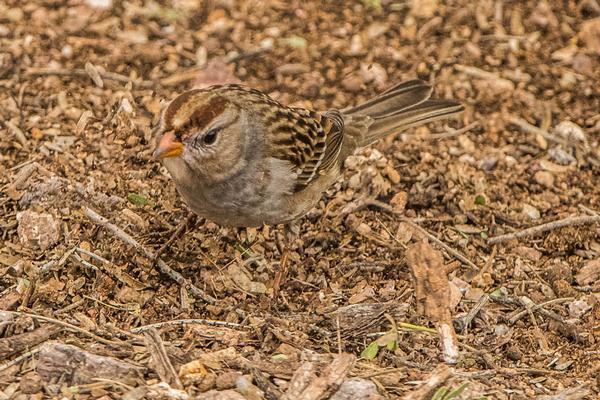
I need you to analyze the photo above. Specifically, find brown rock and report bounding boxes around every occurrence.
[575,259,600,286]
[579,17,600,54]
[342,75,363,93]
[36,342,144,386]
[215,371,243,390]
[17,210,60,251]
[20,371,42,394]
[533,170,554,188]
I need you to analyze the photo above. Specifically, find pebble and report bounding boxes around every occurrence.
[548,147,576,165]
[522,204,541,220]
[17,210,60,251]
[341,75,363,93]
[533,170,554,188]
[554,121,586,143]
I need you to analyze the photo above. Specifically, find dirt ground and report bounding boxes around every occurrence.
[1,0,600,399]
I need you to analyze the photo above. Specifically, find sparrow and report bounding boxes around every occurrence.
[153,80,463,227]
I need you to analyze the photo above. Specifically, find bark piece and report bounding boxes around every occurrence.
[36,341,144,386]
[406,240,459,364]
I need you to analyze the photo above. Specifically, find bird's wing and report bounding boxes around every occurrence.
[267,108,345,192]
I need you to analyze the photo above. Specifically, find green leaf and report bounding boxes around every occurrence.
[385,339,397,351]
[432,387,448,400]
[127,192,149,206]
[480,231,489,239]
[360,341,380,360]
[375,330,398,347]
[445,382,469,399]
[361,0,382,10]
[474,195,486,205]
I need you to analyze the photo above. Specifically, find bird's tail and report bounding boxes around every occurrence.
[343,79,464,147]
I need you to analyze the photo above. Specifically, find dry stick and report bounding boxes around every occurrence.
[425,120,481,140]
[488,215,600,245]
[509,297,573,325]
[25,67,155,89]
[131,318,246,334]
[153,214,197,260]
[365,199,479,270]
[506,115,570,146]
[143,328,183,390]
[3,310,127,348]
[460,294,490,335]
[83,207,216,304]
[0,346,42,373]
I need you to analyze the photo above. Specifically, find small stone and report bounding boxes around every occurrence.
[365,22,389,39]
[533,171,554,188]
[360,62,387,89]
[575,259,600,286]
[342,75,363,93]
[215,371,242,390]
[390,191,408,212]
[330,378,383,400]
[522,204,540,220]
[355,223,372,236]
[410,0,438,18]
[20,372,42,394]
[384,165,401,184]
[85,0,112,8]
[548,147,576,165]
[121,208,148,230]
[579,17,600,54]
[554,121,586,143]
[567,300,592,318]
[17,211,60,251]
[276,63,310,76]
[572,53,595,75]
[514,246,541,262]
[479,156,498,172]
[505,345,522,361]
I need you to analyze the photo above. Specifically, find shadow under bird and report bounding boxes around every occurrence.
[153,80,464,227]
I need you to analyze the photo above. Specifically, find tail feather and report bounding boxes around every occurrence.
[342,79,432,118]
[343,80,464,147]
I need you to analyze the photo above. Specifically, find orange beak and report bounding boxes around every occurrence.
[153,131,184,159]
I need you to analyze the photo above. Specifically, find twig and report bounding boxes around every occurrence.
[459,294,490,335]
[130,318,247,334]
[509,297,573,325]
[362,199,479,270]
[143,328,182,389]
[578,205,599,216]
[25,67,155,89]
[488,215,600,245]
[75,247,145,290]
[425,120,480,140]
[2,310,128,348]
[0,345,42,373]
[506,115,570,146]
[154,214,197,260]
[83,207,216,303]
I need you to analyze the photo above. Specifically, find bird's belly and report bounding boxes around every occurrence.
[176,181,317,227]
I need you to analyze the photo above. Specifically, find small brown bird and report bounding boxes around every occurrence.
[153,80,463,227]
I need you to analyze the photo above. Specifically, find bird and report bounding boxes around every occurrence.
[153,80,464,227]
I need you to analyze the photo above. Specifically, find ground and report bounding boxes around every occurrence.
[1,0,600,399]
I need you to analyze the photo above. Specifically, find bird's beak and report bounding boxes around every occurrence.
[153,131,183,159]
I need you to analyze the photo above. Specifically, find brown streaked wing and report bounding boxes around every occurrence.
[268,108,346,192]
[317,110,345,173]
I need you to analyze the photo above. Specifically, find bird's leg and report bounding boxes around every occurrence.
[154,213,198,261]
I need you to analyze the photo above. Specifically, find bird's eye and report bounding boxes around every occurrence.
[202,129,219,145]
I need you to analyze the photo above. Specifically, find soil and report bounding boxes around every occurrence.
[1,0,600,399]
